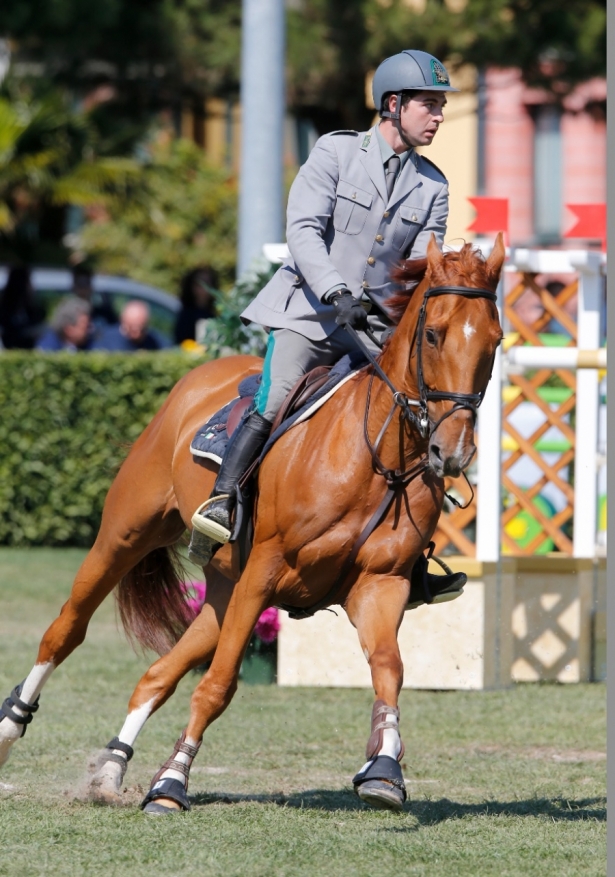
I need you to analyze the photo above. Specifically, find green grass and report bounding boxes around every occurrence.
[0,548,606,877]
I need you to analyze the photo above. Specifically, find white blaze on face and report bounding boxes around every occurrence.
[463,319,475,341]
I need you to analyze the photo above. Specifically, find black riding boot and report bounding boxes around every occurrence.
[407,552,467,611]
[190,410,272,560]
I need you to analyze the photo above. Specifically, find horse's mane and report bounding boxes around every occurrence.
[386,243,494,323]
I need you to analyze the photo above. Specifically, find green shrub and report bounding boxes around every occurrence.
[0,351,208,546]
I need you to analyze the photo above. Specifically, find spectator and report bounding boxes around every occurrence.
[71,264,117,327]
[174,266,218,345]
[0,266,45,349]
[93,300,169,351]
[36,297,93,351]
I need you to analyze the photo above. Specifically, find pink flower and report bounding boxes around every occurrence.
[182,581,207,618]
[253,607,280,644]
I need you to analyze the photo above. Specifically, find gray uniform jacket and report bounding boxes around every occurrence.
[241,126,449,341]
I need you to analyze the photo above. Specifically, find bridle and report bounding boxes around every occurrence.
[350,282,498,444]
[414,284,498,436]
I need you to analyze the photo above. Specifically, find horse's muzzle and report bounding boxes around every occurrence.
[428,439,476,478]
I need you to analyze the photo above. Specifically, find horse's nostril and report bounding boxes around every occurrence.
[430,444,442,460]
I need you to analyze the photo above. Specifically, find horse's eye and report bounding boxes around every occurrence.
[425,328,437,346]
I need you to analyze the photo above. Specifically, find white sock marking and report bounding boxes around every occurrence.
[378,713,402,761]
[116,698,156,749]
[14,663,55,715]
[0,663,54,765]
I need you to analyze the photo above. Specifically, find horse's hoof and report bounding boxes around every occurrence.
[87,757,125,806]
[0,718,22,769]
[355,779,405,812]
[142,799,183,815]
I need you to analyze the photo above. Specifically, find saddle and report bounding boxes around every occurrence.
[190,351,367,464]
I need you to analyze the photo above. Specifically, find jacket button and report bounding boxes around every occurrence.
[367,257,375,266]
[375,234,383,242]
[383,211,390,218]
[352,193,357,199]
[362,281,369,288]
[411,214,418,221]
[294,275,300,282]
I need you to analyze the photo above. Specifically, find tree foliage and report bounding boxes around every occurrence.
[0,87,137,262]
[72,135,238,293]
[1,0,606,136]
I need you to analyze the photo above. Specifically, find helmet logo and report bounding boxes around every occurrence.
[431,59,450,85]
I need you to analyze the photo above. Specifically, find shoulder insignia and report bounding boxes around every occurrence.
[418,154,447,179]
[361,133,372,149]
[329,130,359,136]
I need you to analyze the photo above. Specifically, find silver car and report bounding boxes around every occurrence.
[0,267,180,344]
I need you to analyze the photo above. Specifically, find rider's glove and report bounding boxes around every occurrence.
[330,290,368,330]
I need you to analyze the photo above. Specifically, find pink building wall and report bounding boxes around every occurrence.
[484,69,606,247]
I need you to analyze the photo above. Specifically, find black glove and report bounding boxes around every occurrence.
[330,290,368,330]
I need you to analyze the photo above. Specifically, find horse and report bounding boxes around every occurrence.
[0,234,504,813]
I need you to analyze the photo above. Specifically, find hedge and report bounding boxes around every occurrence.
[0,351,209,547]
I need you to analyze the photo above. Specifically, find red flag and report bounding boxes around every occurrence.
[467,197,509,238]
[564,204,606,250]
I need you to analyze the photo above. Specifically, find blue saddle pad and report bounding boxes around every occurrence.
[190,374,261,462]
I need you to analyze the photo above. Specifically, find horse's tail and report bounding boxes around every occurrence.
[115,544,193,656]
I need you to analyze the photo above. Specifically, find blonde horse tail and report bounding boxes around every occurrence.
[116,545,192,656]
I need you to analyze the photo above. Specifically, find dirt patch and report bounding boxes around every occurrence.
[464,744,606,763]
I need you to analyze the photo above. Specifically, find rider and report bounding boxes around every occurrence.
[191,49,462,594]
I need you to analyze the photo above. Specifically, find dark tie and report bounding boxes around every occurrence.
[385,154,401,200]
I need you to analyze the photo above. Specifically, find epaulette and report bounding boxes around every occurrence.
[329,130,359,136]
[418,154,447,179]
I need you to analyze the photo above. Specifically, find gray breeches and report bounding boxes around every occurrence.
[253,315,388,422]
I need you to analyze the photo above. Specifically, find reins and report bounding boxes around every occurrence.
[281,281,497,621]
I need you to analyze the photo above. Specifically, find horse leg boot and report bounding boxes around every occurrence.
[0,540,146,770]
[345,574,409,812]
[141,578,271,814]
[87,569,234,805]
[189,410,272,564]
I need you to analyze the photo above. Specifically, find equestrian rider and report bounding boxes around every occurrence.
[191,49,463,595]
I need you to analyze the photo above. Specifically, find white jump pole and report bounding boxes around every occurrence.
[475,273,504,562]
[569,251,604,559]
[507,347,607,369]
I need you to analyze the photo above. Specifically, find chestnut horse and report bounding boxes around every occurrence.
[0,235,504,813]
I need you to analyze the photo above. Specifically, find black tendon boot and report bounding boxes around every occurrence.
[189,410,272,564]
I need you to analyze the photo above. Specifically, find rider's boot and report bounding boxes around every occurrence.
[407,551,467,610]
[188,410,272,565]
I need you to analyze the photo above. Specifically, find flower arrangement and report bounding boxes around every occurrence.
[181,581,280,646]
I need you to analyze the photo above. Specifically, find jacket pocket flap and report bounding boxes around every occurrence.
[399,205,427,223]
[337,179,373,209]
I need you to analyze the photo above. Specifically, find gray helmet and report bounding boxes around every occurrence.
[372,50,458,118]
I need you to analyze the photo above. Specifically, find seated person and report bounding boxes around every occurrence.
[174,266,218,345]
[0,265,45,349]
[72,264,118,327]
[92,300,170,351]
[36,297,93,351]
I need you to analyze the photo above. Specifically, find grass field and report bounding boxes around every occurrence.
[0,548,606,877]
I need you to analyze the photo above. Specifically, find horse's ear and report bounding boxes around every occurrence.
[426,233,441,266]
[485,232,506,285]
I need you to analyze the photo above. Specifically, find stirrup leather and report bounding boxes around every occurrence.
[191,495,232,543]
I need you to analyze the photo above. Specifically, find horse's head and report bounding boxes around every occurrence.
[391,234,505,478]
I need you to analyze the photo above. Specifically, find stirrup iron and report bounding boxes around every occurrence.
[191,494,232,543]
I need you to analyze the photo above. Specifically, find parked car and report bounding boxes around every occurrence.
[0,267,180,344]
